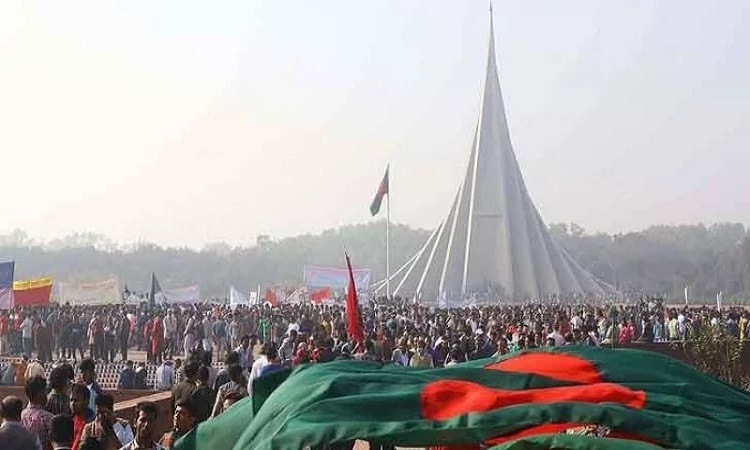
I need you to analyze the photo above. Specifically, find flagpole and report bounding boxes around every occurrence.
[386,164,391,299]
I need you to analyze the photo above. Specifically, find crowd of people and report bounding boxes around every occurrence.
[0,297,748,449]
[2,297,747,364]
[0,362,174,450]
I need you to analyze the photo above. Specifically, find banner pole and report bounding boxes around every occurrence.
[386,164,391,299]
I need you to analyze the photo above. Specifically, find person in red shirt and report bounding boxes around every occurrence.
[70,383,94,450]
[150,315,164,365]
[88,313,104,360]
[618,319,635,345]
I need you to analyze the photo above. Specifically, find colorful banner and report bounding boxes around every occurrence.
[303,265,372,290]
[160,285,200,304]
[59,279,121,305]
[0,261,15,309]
[12,277,52,307]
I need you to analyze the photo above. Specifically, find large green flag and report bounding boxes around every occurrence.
[175,347,750,450]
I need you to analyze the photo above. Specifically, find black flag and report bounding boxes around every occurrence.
[149,273,163,305]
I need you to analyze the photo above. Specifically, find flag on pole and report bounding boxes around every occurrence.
[369,166,389,216]
[345,253,365,343]
[149,273,163,305]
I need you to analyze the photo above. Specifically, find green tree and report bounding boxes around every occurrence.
[671,323,747,389]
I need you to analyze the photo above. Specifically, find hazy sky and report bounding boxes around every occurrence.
[1,1,749,248]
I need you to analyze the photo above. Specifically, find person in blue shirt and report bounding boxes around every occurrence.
[0,362,16,385]
[117,360,135,390]
[233,335,254,372]
[79,359,103,413]
[259,346,285,378]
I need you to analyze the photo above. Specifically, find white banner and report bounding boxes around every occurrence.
[229,286,248,308]
[125,293,147,305]
[159,285,200,304]
[60,279,121,306]
[286,287,308,304]
[303,265,372,289]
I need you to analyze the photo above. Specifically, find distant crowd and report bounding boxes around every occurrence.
[1,297,749,449]
[1,297,749,368]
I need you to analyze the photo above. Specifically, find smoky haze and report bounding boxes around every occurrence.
[1,1,749,249]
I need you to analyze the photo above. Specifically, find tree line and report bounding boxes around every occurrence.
[1,222,749,301]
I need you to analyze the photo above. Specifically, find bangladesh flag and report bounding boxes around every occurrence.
[174,347,750,450]
[369,166,389,216]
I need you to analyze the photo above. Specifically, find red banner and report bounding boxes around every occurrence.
[311,287,332,304]
[264,288,279,306]
[12,278,53,307]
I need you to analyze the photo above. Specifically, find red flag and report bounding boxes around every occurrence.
[264,288,278,306]
[345,253,365,343]
[311,287,331,304]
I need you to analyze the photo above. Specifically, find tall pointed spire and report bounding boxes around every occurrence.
[387,10,610,302]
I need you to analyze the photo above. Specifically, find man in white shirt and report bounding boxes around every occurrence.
[24,357,44,380]
[182,313,198,359]
[278,331,298,364]
[154,360,174,391]
[21,315,34,356]
[228,317,240,349]
[467,317,479,333]
[162,310,178,360]
[547,325,565,347]
[234,335,254,372]
[286,319,300,336]
[247,345,270,392]
[571,314,584,331]
[201,314,213,353]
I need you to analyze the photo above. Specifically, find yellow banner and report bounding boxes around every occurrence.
[13,277,53,291]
